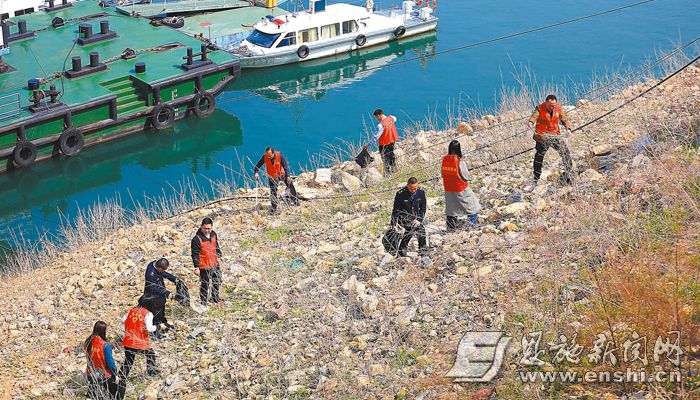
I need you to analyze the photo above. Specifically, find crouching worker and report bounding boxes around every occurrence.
[144,258,179,335]
[84,321,120,399]
[391,177,428,257]
[253,146,300,214]
[442,140,481,231]
[120,296,158,380]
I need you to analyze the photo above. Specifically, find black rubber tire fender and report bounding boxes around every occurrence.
[355,34,367,47]
[192,92,216,118]
[297,45,310,59]
[13,141,37,168]
[58,127,84,156]
[394,25,406,38]
[151,103,175,130]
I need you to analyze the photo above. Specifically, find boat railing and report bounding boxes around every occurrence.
[0,93,21,122]
[214,31,249,52]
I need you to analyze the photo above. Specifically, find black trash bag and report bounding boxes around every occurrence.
[382,227,402,256]
[354,147,374,169]
[174,279,190,308]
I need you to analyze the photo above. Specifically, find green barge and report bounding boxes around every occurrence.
[0,0,242,172]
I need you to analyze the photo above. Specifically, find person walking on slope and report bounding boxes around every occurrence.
[527,94,575,188]
[191,217,223,306]
[365,108,399,175]
[391,177,428,257]
[254,146,300,214]
[442,140,481,231]
[120,296,158,381]
[83,321,120,399]
[143,258,179,335]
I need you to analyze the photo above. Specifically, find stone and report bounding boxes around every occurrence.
[369,364,387,376]
[318,242,341,253]
[496,201,531,216]
[498,221,519,232]
[456,266,470,275]
[332,170,363,191]
[590,144,614,156]
[456,121,474,134]
[414,133,430,148]
[371,275,390,288]
[313,168,332,186]
[579,168,604,182]
[474,265,492,277]
[395,305,417,326]
[360,294,379,315]
[362,167,384,187]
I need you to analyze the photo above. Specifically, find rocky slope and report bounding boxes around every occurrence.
[1,66,699,400]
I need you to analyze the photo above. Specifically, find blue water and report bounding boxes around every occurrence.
[1,0,699,245]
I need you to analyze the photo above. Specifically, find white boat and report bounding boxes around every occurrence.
[228,0,438,68]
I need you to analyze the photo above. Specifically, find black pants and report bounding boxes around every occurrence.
[199,265,221,304]
[379,142,397,175]
[533,137,574,182]
[150,295,168,326]
[120,347,158,378]
[269,174,299,211]
[87,375,119,400]
[398,222,427,254]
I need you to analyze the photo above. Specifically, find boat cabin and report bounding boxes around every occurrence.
[244,3,368,50]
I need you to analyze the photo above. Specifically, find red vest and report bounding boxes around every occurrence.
[534,103,562,140]
[264,151,284,179]
[85,335,111,378]
[441,155,469,192]
[378,116,398,146]
[122,306,150,350]
[197,235,218,269]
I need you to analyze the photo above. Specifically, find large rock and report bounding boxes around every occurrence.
[579,168,604,183]
[332,170,363,191]
[362,167,384,187]
[496,201,531,216]
[456,121,474,135]
[313,168,332,186]
[590,144,614,156]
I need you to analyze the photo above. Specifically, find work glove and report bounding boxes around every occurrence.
[285,176,292,185]
[194,268,200,276]
[411,219,421,228]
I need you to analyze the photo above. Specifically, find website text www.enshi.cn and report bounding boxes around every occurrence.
[518,368,681,384]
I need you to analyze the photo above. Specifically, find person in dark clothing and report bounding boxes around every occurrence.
[391,177,428,256]
[83,321,120,400]
[253,146,300,213]
[191,217,223,305]
[143,258,178,332]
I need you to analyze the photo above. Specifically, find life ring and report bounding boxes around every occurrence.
[192,92,216,118]
[297,45,310,59]
[58,128,84,156]
[150,103,175,130]
[355,34,367,47]
[394,26,406,38]
[162,17,185,29]
[13,141,37,168]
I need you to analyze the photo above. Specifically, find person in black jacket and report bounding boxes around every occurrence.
[191,217,223,305]
[253,147,300,213]
[143,258,178,334]
[391,177,428,256]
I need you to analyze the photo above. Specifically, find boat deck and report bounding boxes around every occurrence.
[115,0,252,17]
[0,0,237,125]
[176,4,287,39]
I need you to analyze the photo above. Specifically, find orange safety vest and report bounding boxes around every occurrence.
[85,335,111,378]
[441,155,469,192]
[197,234,218,269]
[378,116,398,146]
[534,103,562,141]
[263,151,284,179]
[122,306,150,351]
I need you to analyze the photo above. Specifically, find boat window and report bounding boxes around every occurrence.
[298,27,318,43]
[321,23,340,40]
[342,20,358,34]
[277,32,297,47]
[247,29,281,48]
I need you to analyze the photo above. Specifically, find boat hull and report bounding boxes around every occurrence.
[237,18,438,69]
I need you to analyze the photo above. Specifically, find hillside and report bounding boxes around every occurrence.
[1,65,699,399]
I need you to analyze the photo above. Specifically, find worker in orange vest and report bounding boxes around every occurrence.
[441,140,481,231]
[191,217,223,306]
[120,296,158,381]
[83,321,120,399]
[253,146,299,213]
[527,94,575,188]
[365,108,399,175]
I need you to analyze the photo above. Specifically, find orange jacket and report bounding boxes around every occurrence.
[122,306,151,350]
[378,116,398,146]
[442,155,469,192]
